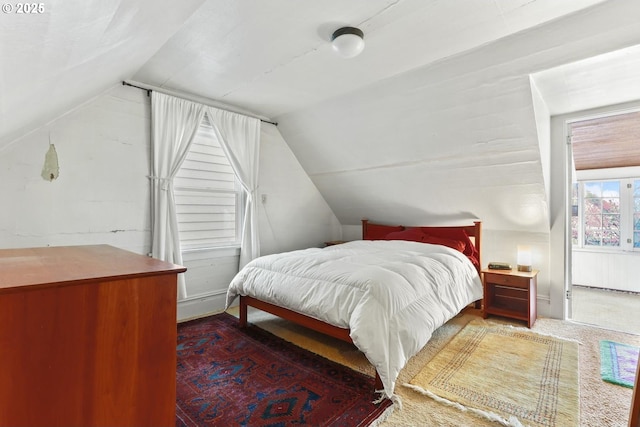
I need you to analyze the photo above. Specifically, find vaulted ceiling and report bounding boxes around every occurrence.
[2,0,640,232]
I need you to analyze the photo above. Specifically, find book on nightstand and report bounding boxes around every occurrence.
[487,262,512,270]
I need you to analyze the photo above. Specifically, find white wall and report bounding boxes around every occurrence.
[573,250,640,292]
[0,84,341,321]
[257,124,342,255]
[0,85,152,254]
[530,77,552,214]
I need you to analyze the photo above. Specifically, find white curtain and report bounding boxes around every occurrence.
[150,92,262,299]
[151,92,205,299]
[205,107,261,269]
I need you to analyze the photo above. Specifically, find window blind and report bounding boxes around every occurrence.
[174,119,242,249]
[570,111,640,170]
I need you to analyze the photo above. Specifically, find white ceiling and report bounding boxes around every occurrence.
[532,43,640,115]
[132,0,609,119]
[0,0,206,149]
[1,0,609,148]
[3,0,640,232]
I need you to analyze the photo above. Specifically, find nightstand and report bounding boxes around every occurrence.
[482,269,538,328]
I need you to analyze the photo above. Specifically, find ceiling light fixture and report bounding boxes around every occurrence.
[331,26,365,59]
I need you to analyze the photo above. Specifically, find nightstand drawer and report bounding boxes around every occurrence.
[484,273,530,289]
[494,285,528,300]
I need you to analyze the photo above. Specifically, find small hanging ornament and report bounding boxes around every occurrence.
[41,135,59,181]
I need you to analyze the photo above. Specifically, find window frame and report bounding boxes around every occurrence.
[572,167,640,253]
[173,117,245,253]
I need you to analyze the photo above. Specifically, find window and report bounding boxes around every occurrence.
[173,117,244,250]
[583,181,620,247]
[572,177,640,251]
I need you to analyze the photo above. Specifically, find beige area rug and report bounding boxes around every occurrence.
[405,319,579,427]
[226,306,640,427]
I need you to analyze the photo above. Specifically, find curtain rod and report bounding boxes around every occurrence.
[122,81,278,126]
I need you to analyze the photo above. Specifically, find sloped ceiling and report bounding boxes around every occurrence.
[277,0,640,231]
[3,0,640,233]
[532,43,640,115]
[132,0,608,119]
[0,0,206,149]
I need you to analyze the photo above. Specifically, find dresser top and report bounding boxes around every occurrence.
[0,245,186,291]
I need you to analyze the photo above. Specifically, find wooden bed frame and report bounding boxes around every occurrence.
[238,219,483,390]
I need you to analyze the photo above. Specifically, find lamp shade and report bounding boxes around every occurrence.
[517,245,532,272]
[331,27,364,58]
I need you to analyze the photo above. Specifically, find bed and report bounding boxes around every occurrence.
[225,219,483,401]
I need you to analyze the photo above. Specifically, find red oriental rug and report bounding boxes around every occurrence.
[175,312,393,427]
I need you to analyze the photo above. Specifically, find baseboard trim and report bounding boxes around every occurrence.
[177,293,227,322]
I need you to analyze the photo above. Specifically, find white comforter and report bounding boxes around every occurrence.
[225,240,483,399]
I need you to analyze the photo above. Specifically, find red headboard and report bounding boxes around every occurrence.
[361,219,482,273]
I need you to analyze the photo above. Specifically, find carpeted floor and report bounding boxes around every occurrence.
[572,286,640,335]
[229,306,640,427]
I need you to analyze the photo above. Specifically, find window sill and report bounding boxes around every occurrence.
[182,246,241,260]
[572,247,639,255]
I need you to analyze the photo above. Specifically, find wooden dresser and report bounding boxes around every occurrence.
[0,245,186,427]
